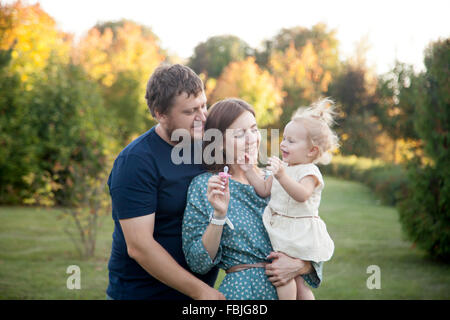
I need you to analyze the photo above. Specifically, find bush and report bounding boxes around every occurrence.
[397,39,450,261]
[319,155,408,206]
[398,161,449,262]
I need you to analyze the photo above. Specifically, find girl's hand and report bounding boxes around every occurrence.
[207,174,230,218]
[267,156,286,179]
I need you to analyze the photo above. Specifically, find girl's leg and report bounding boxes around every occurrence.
[295,276,315,300]
[276,278,297,300]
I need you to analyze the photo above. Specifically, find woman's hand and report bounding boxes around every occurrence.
[267,156,286,180]
[265,252,313,287]
[207,174,230,218]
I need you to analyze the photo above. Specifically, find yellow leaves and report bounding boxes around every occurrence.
[22,172,35,185]
[76,21,165,89]
[388,107,402,117]
[269,40,333,102]
[1,2,71,80]
[341,133,349,141]
[205,77,217,98]
[210,57,284,127]
[21,170,63,207]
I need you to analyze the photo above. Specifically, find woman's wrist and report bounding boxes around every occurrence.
[213,209,227,219]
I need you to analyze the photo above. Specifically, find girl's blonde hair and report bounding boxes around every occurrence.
[291,98,339,165]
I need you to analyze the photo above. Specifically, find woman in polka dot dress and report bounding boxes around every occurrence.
[182,98,323,300]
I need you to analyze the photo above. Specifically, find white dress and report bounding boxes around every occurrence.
[262,163,334,262]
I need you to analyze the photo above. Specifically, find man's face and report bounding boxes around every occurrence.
[159,91,208,141]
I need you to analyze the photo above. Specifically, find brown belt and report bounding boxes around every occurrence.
[226,262,268,274]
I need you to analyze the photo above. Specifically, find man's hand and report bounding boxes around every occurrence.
[265,251,312,287]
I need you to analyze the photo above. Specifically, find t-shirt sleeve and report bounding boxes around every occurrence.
[296,164,325,191]
[108,154,159,220]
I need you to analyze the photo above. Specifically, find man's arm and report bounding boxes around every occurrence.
[265,252,322,288]
[120,213,224,300]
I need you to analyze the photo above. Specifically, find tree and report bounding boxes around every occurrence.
[328,58,379,157]
[20,59,112,206]
[269,41,333,125]
[398,38,450,261]
[209,57,284,127]
[76,19,165,143]
[375,61,420,163]
[0,1,71,85]
[188,35,253,79]
[0,1,71,203]
[0,43,31,203]
[256,23,339,74]
[256,24,339,128]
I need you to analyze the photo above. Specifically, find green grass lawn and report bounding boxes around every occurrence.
[0,177,449,299]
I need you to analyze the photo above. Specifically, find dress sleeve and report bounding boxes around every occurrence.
[296,164,325,190]
[182,175,223,275]
[303,261,323,288]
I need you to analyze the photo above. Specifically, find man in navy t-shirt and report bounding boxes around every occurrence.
[106,64,224,300]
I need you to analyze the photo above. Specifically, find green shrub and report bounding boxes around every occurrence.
[397,39,449,261]
[398,161,449,262]
[320,155,408,206]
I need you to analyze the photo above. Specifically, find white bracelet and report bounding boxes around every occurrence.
[209,214,234,230]
[210,214,226,225]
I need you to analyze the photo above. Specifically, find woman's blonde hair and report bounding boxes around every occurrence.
[291,98,339,165]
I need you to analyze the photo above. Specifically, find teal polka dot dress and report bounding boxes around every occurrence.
[182,172,323,300]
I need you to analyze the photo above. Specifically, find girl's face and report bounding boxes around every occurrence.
[280,120,316,165]
[224,111,260,165]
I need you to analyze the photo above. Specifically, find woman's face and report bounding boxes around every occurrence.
[224,111,260,165]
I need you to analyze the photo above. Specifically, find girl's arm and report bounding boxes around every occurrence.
[268,157,318,202]
[276,173,317,203]
[244,166,273,198]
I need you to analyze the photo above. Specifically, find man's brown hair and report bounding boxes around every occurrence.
[145,64,204,117]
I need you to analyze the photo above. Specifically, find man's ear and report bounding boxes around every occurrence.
[154,110,167,125]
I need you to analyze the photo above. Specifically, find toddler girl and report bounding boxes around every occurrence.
[241,98,339,300]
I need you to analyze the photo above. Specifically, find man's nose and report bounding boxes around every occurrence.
[197,109,207,122]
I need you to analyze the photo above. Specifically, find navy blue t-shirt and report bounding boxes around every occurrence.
[106,126,218,300]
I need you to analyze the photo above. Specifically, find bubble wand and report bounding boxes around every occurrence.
[219,165,232,180]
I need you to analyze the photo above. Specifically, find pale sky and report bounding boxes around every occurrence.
[5,0,450,74]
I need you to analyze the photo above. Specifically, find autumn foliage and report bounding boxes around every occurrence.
[0,1,449,259]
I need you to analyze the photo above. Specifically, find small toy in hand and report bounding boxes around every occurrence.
[219,166,232,180]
